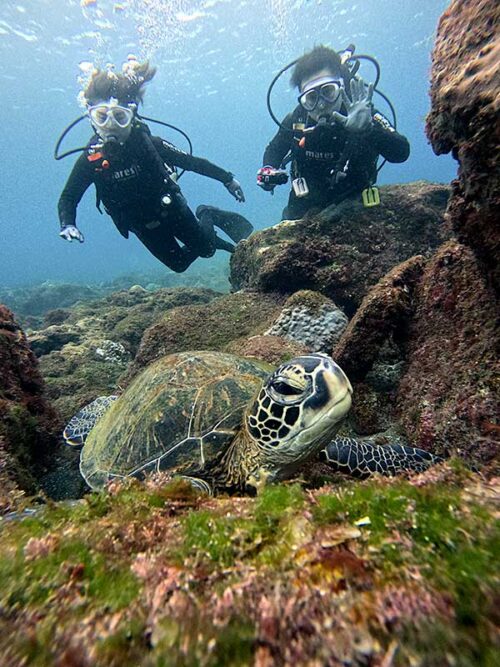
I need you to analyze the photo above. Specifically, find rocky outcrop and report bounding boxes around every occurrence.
[0,265,231,326]
[397,242,499,465]
[127,291,287,381]
[35,287,219,422]
[331,242,499,465]
[0,305,59,494]
[426,0,500,291]
[231,181,450,314]
[333,256,426,381]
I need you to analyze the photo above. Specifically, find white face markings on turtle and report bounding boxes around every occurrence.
[245,354,353,469]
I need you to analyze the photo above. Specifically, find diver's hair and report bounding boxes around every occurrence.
[291,45,344,90]
[83,60,157,106]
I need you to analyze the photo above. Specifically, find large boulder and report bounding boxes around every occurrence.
[230,181,450,315]
[426,0,500,291]
[332,243,499,468]
[397,242,499,466]
[0,305,59,496]
[333,256,426,381]
[332,256,426,436]
[127,291,286,381]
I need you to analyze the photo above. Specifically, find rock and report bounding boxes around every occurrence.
[225,335,309,365]
[127,291,286,381]
[349,383,394,435]
[32,287,218,423]
[0,282,105,320]
[332,241,499,467]
[29,326,82,357]
[265,290,348,353]
[426,0,500,291]
[396,242,499,466]
[333,256,426,381]
[230,181,450,314]
[43,309,72,326]
[0,305,59,495]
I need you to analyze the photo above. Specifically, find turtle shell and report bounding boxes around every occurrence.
[80,351,273,489]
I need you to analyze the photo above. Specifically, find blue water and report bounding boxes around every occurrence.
[0,0,455,288]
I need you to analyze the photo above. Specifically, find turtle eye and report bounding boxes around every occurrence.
[271,380,303,396]
[268,376,309,405]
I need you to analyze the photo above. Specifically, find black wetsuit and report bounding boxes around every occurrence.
[58,124,234,272]
[263,107,410,219]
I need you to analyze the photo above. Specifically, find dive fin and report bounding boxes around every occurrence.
[196,205,253,243]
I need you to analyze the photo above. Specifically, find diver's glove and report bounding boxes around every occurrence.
[59,225,84,243]
[331,77,374,134]
[256,166,288,192]
[224,178,246,203]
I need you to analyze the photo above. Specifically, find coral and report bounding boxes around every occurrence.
[231,182,450,314]
[265,290,348,353]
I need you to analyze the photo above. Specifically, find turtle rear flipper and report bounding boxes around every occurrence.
[63,395,118,447]
[321,437,443,478]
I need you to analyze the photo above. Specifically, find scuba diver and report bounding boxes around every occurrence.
[57,58,253,272]
[257,45,410,220]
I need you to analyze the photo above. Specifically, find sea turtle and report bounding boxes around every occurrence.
[64,351,441,493]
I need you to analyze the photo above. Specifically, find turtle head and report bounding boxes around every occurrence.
[245,353,352,482]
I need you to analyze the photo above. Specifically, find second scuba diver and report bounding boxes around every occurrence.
[57,58,253,272]
[257,45,410,220]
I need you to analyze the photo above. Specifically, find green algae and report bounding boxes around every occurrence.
[180,485,305,568]
[1,538,139,610]
[0,473,497,666]
[313,472,499,666]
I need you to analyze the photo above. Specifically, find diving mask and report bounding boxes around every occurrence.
[88,103,134,129]
[298,78,342,112]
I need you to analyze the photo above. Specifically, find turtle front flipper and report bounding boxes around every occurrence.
[321,437,443,478]
[63,395,119,447]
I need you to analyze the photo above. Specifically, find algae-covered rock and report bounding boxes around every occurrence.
[0,282,106,319]
[127,291,286,381]
[35,287,219,422]
[231,181,450,314]
[333,255,425,381]
[0,305,59,495]
[396,241,499,466]
[426,0,500,292]
[0,472,497,666]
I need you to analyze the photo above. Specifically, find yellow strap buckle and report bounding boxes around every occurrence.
[362,186,380,207]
